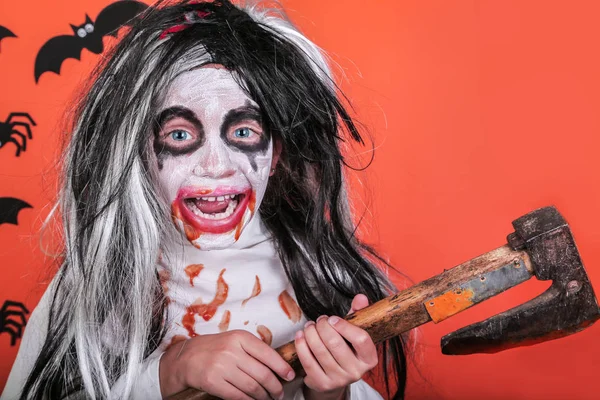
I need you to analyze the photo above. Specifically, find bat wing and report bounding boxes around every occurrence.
[34,35,83,82]
[94,0,149,38]
[0,25,17,52]
[0,197,32,226]
[0,25,17,40]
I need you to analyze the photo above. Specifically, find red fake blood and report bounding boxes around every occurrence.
[244,320,249,325]
[241,275,262,307]
[166,335,187,351]
[218,310,231,332]
[184,264,204,287]
[234,191,257,240]
[171,201,203,244]
[189,269,229,321]
[182,306,198,337]
[279,290,302,323]
[248,190,256,215]
[257,325,273,346]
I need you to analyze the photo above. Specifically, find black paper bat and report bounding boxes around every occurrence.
[0,197,32,226]
[0,25,17,53]
[34,0,148,82]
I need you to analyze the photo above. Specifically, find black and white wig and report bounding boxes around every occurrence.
[23,1,407,398]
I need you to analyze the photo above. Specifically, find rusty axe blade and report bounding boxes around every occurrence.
[441,206,600,354]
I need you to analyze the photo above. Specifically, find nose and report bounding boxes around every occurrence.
[192,140,235,179]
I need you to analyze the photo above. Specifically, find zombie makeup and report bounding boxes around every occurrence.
[153,67,274,250]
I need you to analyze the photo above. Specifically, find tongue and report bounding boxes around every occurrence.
[193,198,230,214]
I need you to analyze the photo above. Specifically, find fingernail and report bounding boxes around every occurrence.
[316,315,328,322]
[328,316,340,325]
[295,330,304,340]
[278,393,285,400]
[304,320,315,328]
[286,370,296,381]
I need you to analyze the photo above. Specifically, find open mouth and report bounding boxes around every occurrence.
[184,193,245,220]
[174,187,253,236]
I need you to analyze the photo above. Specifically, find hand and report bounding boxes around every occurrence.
[159,330,296,400]
[295,294,378,400]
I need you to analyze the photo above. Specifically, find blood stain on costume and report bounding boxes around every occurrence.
[244,320,249,325]
[171,201,203,245]
[188,269,229,321]
[184,264,204,287]
[182,306,198,337]
[166,335,187,351]
[241,275,261,307]
[257,325,272,346]
[279,290,302,323]
[218,310,231,332]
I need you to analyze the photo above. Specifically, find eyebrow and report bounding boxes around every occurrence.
[154,106,203,133]
[221,102,263,130]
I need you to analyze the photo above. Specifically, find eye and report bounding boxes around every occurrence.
[234,127,254,139]
[85,23,94,33]
[169,129,192,141]
[77,28,87,38]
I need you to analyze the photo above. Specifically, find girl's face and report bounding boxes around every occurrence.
[152,67,278,249]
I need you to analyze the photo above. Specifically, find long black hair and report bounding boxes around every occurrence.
[22,1,407,398]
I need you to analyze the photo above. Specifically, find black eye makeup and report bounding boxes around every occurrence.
[220,102,269,153]
[153,106,205,165]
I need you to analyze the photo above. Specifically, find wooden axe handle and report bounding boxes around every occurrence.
[169,245,533,400]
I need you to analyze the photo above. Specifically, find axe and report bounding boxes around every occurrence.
[169,206,600,400]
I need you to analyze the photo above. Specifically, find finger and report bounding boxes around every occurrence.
[294,325,329,386]
[225,368,270,400]
[328,316,378,367]
[314,315,358,370]
[240,334,296,382]
[238,357,284,400]
[347,294,369,315]
[304,318,345,375]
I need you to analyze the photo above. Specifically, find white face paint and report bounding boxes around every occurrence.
[153,67,274,250]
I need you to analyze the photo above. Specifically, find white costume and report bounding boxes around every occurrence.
[1,217,383,399]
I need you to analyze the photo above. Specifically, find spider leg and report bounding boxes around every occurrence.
[3,309,28,326]
[6,113,36,126]
[4,319,24,339]
[1,301,30,313]
[11,122,33,139]
[0,325,19,346]
[6,137,21,156]
[11,130,27,151]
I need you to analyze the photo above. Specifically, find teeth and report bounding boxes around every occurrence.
[217,196,225,201]
[188,199,238,220]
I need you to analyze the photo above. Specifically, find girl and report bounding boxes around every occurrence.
[2,1,407,399]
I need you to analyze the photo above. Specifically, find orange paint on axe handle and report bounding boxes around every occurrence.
[278,290,302,323]
[184,264,204,287]
[242,275,262,307]
[425,288,475,323]
[219,310,231,332]
[257,325,273,346]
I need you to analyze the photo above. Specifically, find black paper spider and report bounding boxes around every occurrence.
[0,112,36,157]
[0,300,29,346]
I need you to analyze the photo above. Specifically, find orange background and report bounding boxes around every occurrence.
[1,1,599,399]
